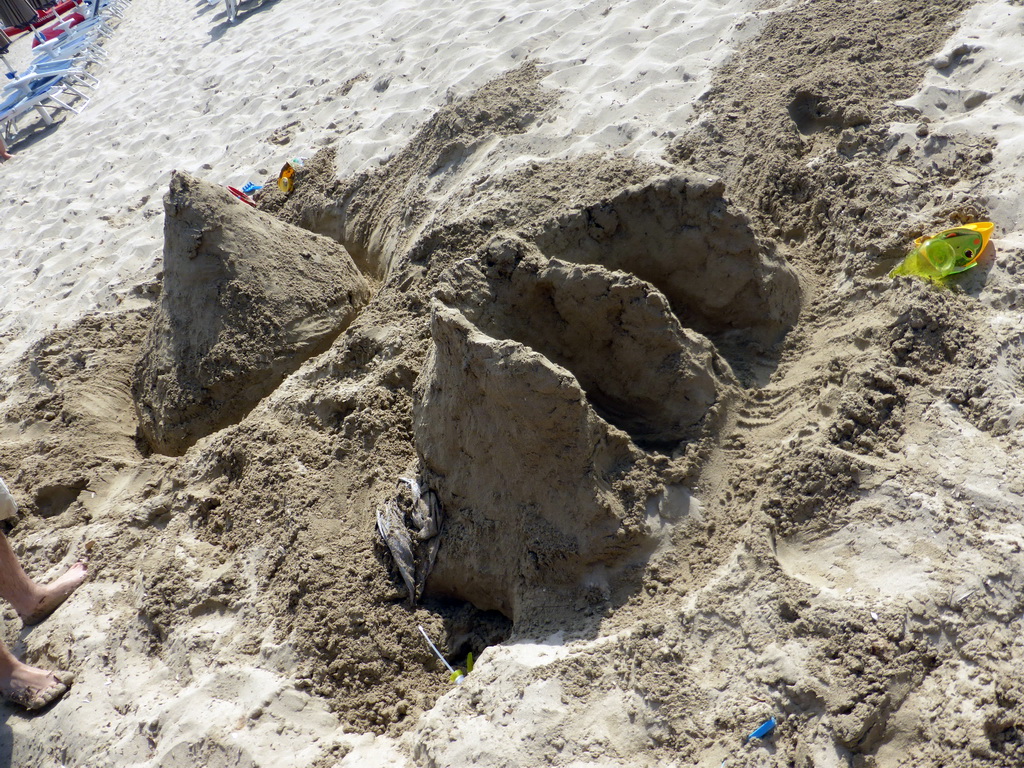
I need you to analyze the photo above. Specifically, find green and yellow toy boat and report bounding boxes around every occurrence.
[890,222,994,280]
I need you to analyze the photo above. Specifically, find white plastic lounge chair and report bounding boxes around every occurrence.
[31,0,119,53]
[2,67,93,103]
[30,22,108,63]
[21,57,98,87]
[41,0,119,35]
[34,13,113,45]
[0,83,78,139]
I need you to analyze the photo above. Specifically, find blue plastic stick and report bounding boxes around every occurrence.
[747,717,776,741]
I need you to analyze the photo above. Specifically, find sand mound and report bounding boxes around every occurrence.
[413,302,659,619]
[525,173,801,342]
[264,62,562,278]
[472,235,734,446]
[7,0,1024,765]
[133,172,371,455]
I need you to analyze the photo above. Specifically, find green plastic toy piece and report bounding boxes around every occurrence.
[450,652,473,684]
[890,222,993,281]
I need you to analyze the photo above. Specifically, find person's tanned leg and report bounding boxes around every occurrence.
[0,531,86,625]
[0,640,71,710]
[0,531,84,709]
[0,137,11,160]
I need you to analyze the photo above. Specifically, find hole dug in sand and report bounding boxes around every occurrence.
[787,81,872,136]
[33,483,85,518]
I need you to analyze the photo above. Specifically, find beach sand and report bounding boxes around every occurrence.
[1,0,1023,765]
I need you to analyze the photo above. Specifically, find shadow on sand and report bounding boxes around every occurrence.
[205,0,284,42]
[8,117,68,154]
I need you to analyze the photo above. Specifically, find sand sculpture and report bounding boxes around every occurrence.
[3,0,1021,765]
[133,171,371,456]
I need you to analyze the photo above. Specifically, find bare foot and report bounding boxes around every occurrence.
[1,663,72,711]
[0,152,12,161]
[19,562,88,626]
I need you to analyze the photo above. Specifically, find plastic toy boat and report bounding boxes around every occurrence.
[890,222,994,280]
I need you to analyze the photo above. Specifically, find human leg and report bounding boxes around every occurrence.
[0,531,87,625]
[0,136,10,160]
[0,639,72,710]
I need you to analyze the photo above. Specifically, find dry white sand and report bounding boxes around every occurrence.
[0,0,769,372]
[898,0,1024,233]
